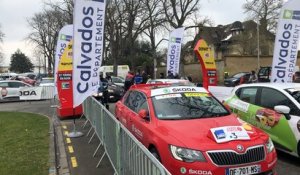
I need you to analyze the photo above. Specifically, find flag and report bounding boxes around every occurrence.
[54,25,73,96]
[166,27,184,76]
[271,0,300,83]
[73,0,106,107]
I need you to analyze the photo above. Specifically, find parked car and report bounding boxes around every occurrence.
[93,81,124,103]
[38,77,54,86]
[111,76,125,87]
[224,83,300,157]
[115,84,277,175]
[224,72,251,87]
[258,66,272,82]
[0,80,32,100]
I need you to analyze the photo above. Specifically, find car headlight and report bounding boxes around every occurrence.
[170,145,206,162]
[266,137,275,153]
[108,89,114,93]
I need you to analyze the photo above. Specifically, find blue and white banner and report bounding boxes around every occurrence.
[54,24,73,96]
[73,0,106,107]
[271,0,300,83]
[166,27,184,76]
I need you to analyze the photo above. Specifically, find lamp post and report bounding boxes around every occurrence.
[257,20,260,70]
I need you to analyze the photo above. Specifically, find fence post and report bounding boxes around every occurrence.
[116,122,122,175]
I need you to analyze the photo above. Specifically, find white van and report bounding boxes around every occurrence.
[100,65,129,78]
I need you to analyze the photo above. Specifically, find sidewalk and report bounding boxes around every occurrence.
[58,118,115,175]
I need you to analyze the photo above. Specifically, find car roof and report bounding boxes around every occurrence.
[0,80,32,86]
[129,84,208,97]
[235,82,300,90]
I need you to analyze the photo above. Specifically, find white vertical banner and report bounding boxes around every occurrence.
[54,25,73,96]
[73,0,106,107]
[166,27,184,76]
[271,0,300,83]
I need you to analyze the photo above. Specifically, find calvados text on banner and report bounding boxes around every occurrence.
[73,0,106,108]
[271,0,300,83]
[166,27,184,76]
[54,25,73,96]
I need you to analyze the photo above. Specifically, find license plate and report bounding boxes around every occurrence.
[226,165,261,175]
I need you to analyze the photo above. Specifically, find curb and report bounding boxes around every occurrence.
[50,106,70,175]
[49,117,57,175]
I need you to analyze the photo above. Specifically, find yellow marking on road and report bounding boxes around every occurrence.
[64,131,69,136]
[71,157,78,168]
[66,138,71,144]
[68,146,74,153]
[62,125,67,129]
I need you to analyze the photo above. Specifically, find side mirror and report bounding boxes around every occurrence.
[138,109,149,120]
[274,105,291,120]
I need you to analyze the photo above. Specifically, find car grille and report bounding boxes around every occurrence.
[207,145,265,166]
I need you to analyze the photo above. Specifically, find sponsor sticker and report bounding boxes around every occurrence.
[155,94,181,100]
[211,126,250,143]
[184,93,208,97]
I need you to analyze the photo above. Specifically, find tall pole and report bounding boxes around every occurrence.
[257,21,260,70]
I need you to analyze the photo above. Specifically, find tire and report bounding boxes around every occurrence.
[150,148,161,162]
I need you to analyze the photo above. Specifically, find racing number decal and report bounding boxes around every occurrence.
[230,133,238,139]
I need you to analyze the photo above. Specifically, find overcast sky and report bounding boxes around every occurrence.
[0,0,247,66]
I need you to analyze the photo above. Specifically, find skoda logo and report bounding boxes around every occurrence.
[180,167,187,174]
[237,144,244,152]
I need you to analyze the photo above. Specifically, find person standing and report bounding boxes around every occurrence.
[159,72,165,79]
[134,71,143,84]
[249,70,258,83]
[167,71,174,79]
[124,71,134,91]
[141,71,148,84]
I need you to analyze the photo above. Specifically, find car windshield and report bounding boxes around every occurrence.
[152,92,230,120]
[285,88,300,104]
[232,73,245,78]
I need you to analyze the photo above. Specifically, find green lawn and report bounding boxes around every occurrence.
[0,112,49,175]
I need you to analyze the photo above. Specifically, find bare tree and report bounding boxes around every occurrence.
[44,0,73,24]
[162,0,201,28]
[27,8,68,75]
[243,0,283,33]
[143,0,167,78]
[162,0,203,75]
[105,0,127,76]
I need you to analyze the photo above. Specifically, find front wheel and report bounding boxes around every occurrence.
[150,148,161,162]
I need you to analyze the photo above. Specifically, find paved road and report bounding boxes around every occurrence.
[1,100,300,175]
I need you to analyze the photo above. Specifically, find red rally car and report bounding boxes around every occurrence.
[115,84,277,175]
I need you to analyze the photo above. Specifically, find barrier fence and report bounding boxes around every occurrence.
[82,96,171,175]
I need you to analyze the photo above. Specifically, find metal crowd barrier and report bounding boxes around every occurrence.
[41,86,55,99]
[82,96,171,175]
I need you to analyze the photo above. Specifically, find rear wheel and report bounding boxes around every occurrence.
[150,148,161,162]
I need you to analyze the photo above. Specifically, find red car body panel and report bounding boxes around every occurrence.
[115,85,277,175]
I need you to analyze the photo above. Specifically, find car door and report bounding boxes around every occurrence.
[230,86,299,154]
[257,87,298,153]
[8,81,28,97]
[128,91,150,145]
[116,91,134,128]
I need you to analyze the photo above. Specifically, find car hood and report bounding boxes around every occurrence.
[155,115,267,151]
